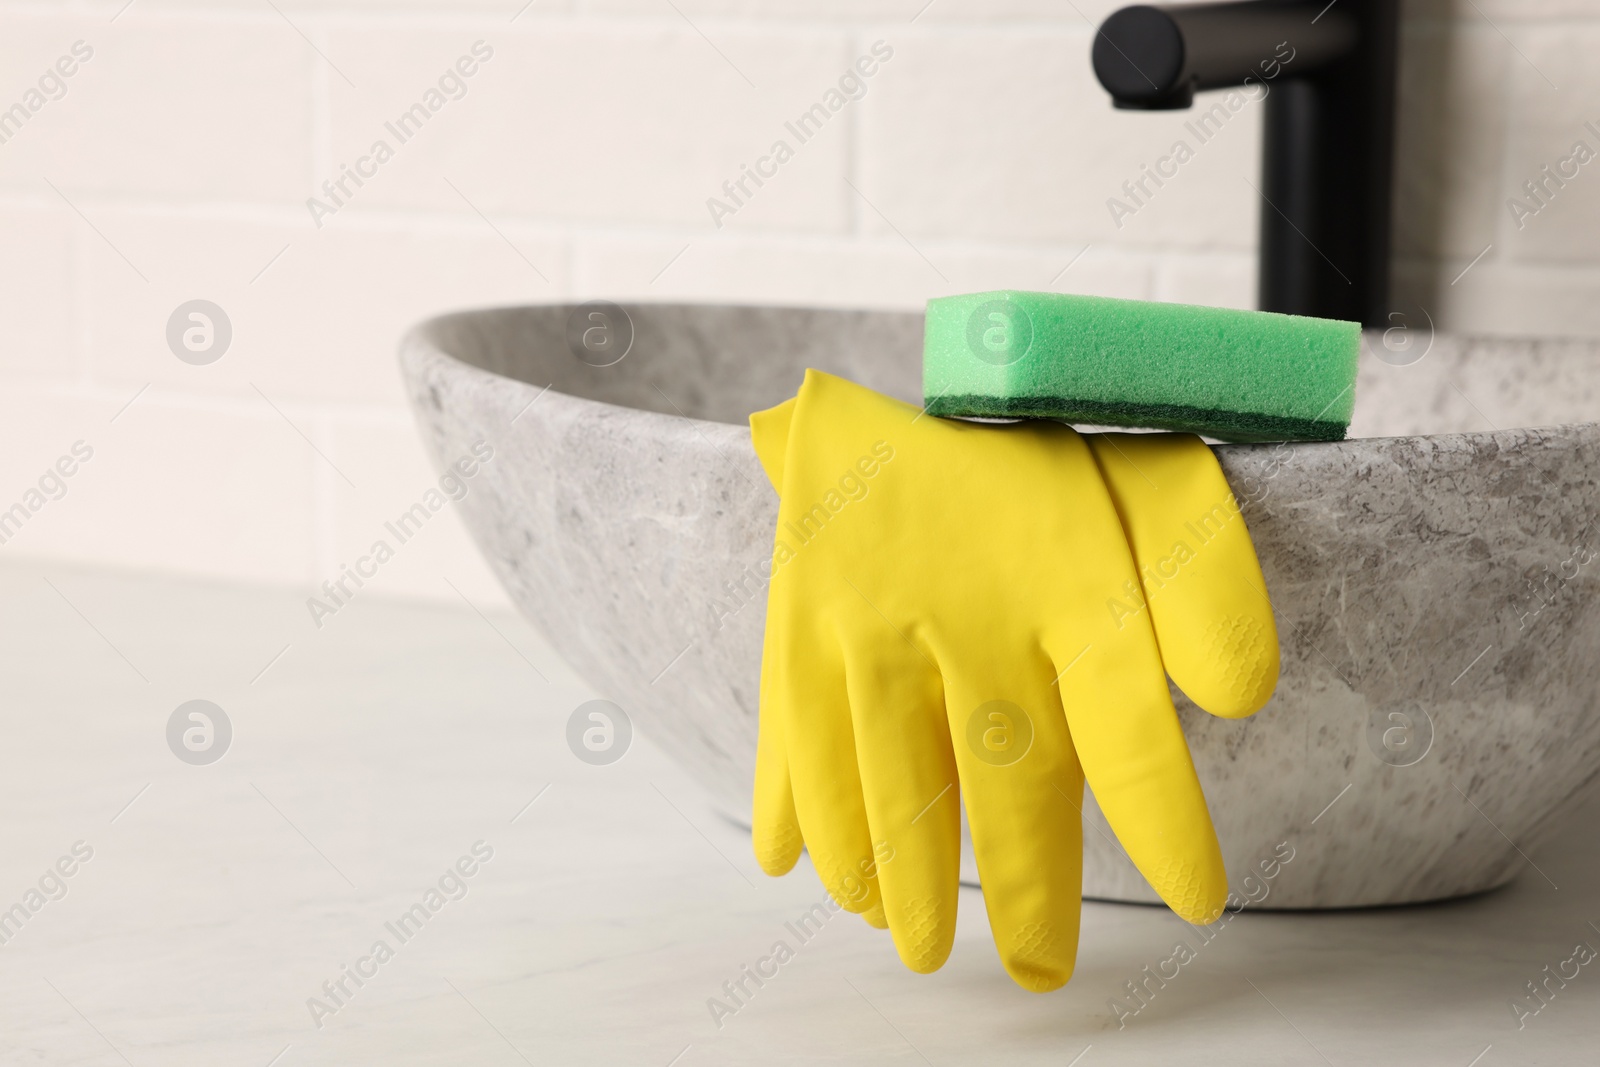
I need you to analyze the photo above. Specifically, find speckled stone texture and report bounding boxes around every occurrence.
[400,304,1600,909]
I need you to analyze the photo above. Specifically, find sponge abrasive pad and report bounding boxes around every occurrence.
[923,291,1360,442]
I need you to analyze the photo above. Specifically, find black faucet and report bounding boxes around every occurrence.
[1092,0,1398,327]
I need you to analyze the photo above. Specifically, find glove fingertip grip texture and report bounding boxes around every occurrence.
[1144,853,1228,925]
[1184,612,1280,717]
[890,895,954,972]
[751,801,804,876]
[1005,923,1076,993]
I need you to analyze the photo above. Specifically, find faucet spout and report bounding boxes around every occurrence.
[1094,2,1356,110]
[1092,0,1399,328]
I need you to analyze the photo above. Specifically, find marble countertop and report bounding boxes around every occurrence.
[1,562,1596,1066]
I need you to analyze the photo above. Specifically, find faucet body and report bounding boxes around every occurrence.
[1093,0,1399,327]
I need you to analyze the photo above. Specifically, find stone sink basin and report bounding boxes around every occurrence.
[400,303,1600,909]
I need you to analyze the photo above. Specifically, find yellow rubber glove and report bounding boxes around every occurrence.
[748,370,1278,991]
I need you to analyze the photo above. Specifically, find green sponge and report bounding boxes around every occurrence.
[922,291,1360,442]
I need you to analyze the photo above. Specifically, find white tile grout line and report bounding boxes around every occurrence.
[845,32,864,236]
[69,193,95,389]
[267,0,356,88]
[310,409,344,583]
[0,379,427,429]
[308,9,333,203]
[10,177,1566,292]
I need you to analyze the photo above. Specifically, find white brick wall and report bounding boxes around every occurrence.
[2,0,1598,603]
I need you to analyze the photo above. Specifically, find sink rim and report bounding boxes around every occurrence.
[404,301,1600,445]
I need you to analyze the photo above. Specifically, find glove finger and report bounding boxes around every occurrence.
[748,395,797,490]
[940,649,1083,993]
[777,617,882,916]
[1085,433,1279,718]
[752,597,803,876]
[1052,633,1227,925]
[840,639,959,974]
